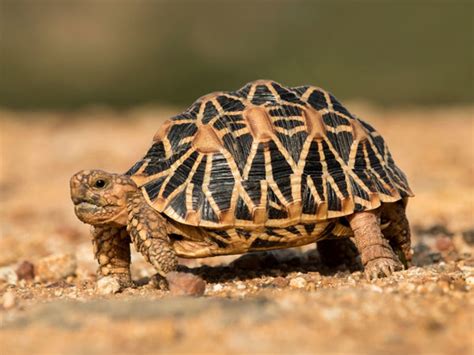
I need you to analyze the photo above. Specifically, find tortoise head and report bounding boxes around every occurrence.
[70,170,138,226]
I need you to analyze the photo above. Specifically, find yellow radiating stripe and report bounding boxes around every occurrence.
[321,133,370,198]
[164,153,204,210]
[221,149,255,211]
[156,148,196,199]
[318,108,353,122]
[317,140,329,203]
[296,135,314,173]
[307,175,323,204]
[300,87,315,101]
[264,146,289,206]
[162,136,172,159]
[323,91,333,110]
[268,134,298,172]
[180,136,194,144]
[232,127,250,137]
[368,138,405,198]
[242,140,260,179]
[201,153,222,219]
[172,118,196,125]
[247,83,258,103]
[363,143,401,199]
[196,97,207,126]
[347,140,360,170]
[185,183,194,214]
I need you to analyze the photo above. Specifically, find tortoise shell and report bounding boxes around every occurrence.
[127,80,413,229]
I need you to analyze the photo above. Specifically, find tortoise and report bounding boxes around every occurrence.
[70,79,413,289]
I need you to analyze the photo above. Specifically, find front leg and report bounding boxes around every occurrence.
[92,226,132,288]
[127,193,178,285]
[348,210,403,280]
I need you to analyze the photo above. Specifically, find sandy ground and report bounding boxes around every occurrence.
[0,105,473,354]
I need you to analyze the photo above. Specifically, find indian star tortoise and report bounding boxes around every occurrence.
[70,80,414,290]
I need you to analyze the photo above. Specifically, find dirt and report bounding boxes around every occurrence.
[0,105,473,354]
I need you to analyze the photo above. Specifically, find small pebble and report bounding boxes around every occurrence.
[0,266,18,285]
[36,253,77,282]
[435,236,453,252]
[167,272,206,296]
[212,284,224,292]
[465,276,474,286]
[272,277,289,288]
[2,291,16,309]
[97,276,122,295]
[15,261,35,281]
[368,285,383,293]
[289,277,307,289]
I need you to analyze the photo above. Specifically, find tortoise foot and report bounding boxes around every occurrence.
[149,273,169,290]
[364,257,403,280]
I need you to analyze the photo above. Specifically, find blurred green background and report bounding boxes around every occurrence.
[1,0,472,109]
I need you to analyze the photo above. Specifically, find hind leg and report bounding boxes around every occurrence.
[317,237,361,271]
[348,209,403,280]
[381,201,412,268]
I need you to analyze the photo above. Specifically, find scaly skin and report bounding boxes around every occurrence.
[92,225,132,287]
[126,192,177,278]
[381,201,412,268]
[348,210,403,280]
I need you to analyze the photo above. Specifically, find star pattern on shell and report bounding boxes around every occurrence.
[127,80,413,229]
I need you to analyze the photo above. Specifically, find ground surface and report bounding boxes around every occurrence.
[0,105,473,354]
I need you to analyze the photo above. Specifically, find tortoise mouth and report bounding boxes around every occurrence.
[73,200,126,226]
[74,200,111,224]
[75,201,101,212]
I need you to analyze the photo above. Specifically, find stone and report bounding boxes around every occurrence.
[36,253,77,282]
[97,276,122,295]
[167,272,206,296]
[272,277,289,288]
[289,277,307,289]
[0,266,18,285]
[15,260,35,281]
[2,291,16,309]
[435,236,453,252]
[212,283,224,292]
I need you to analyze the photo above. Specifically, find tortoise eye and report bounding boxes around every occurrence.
[94,179,106,189]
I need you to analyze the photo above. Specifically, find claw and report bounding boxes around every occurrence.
[381,265,392,277]
[364,257,403,280]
